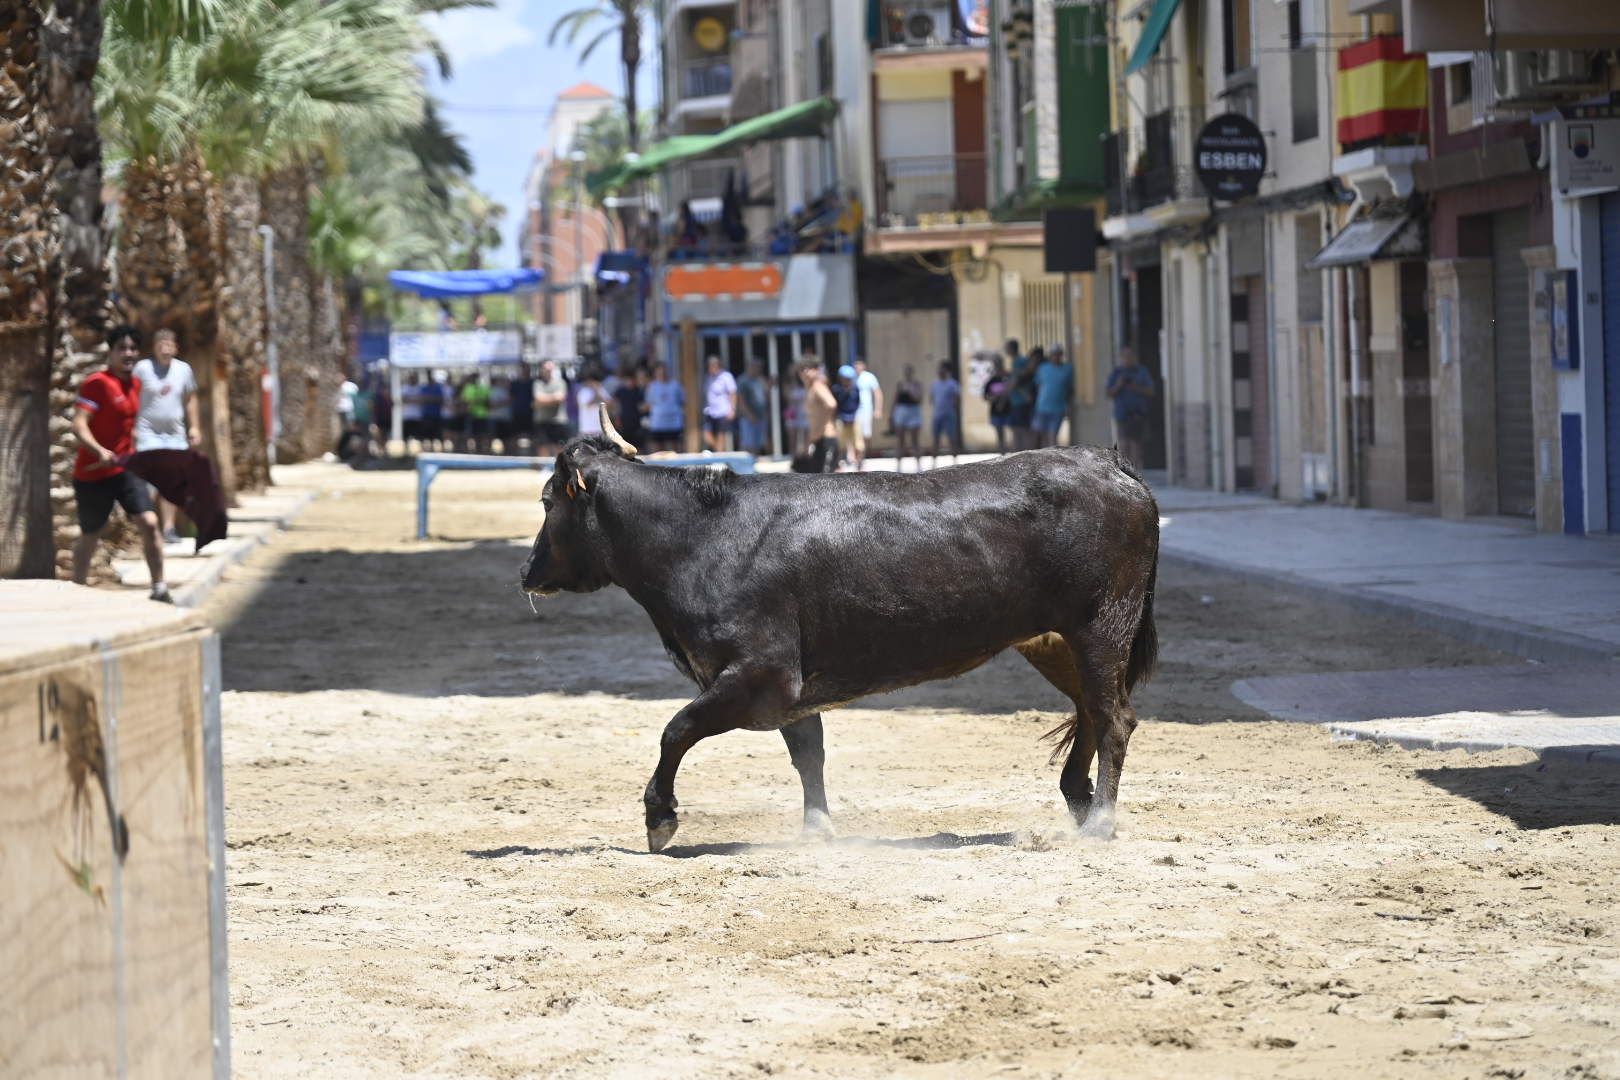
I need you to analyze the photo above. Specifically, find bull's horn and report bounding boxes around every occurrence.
[599,402,638,458]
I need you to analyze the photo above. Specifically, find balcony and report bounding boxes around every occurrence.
[1101,106,1212,237]
[680,55,733,100]
[667,155,741,210]
[875,153,989,229]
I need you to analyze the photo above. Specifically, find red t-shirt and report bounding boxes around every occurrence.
[74,370,141,481]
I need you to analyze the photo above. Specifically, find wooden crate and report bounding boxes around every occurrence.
[0,581,228,1078]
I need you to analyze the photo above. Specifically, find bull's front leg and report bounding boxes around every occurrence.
[780,713,834,840]
[644,668,790,853]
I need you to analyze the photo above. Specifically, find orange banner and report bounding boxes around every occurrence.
[664,263,784,300]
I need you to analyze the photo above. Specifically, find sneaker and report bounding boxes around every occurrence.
[150,582,174,604]
[162,528,182,544]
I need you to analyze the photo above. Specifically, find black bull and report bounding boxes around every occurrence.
[521,423,1159,852]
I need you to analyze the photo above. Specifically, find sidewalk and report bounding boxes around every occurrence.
[112,478,315,608]
[1150,479,1620,763]
[1153,482,1620,662]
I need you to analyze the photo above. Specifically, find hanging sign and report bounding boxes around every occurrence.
[1194,113,1267,201]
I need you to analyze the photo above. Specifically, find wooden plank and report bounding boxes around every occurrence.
[0,622,221,1078]
[0,581,203,677]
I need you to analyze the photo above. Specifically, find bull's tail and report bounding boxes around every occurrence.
[1126,550,1158,692]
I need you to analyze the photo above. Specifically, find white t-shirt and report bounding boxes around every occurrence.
[576,385,604,436]
[132,358,197,451]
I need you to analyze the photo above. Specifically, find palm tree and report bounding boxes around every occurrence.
[548,1,650,152]
[0,0,57,578]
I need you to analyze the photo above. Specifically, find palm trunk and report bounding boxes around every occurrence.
[44,0,113,579]
[263,162,314,463]
[0,0,59,578]
[310,276,346,459]
[174,149,237,502]
[116,156,182,338]
[219,172,270,491]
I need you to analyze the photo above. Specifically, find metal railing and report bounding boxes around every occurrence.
[1105,105,1206,215]
[875,153,989,228]
[680,56,732,99]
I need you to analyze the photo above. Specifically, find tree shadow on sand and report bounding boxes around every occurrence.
[464,831,1021,860]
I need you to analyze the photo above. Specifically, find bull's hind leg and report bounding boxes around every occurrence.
[1062,622,1137,840]
[781,714,835,840]
[1015,635,1097,825]
[645,668,791,853]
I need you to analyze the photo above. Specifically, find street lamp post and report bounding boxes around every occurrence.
[570,150,587,333]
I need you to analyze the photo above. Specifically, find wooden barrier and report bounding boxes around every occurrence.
[0,581,228,1078]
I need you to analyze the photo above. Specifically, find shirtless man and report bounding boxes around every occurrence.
[797,356,839,473]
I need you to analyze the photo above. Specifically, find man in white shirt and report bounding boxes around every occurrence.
[131,328,200,543]
[853,358,883,470]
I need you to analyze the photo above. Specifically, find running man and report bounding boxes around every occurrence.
[71,324,171,601]
[131,327,200,542]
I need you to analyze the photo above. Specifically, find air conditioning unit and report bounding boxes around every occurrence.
[898,2,953,46]
[1536,50,1598,88]
[1490,51,1537,104]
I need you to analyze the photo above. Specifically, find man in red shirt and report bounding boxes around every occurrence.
[71,324,169,601]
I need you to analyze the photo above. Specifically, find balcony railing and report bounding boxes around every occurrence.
[680,56,732,99]
[1105,106,1205,215]
[875,153,989,228]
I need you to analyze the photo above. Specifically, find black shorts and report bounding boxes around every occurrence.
[1119,414,1149,442]
[791,435,840,474]
[74,471,152,534]
[536,419,573,445]
[703,415,731,437]
[646,427,683,446]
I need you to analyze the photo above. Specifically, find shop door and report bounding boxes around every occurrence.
[1491,208,1535,517]
[1601,194,1620,531]
[1134,266,1167,471]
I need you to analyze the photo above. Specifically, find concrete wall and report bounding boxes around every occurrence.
[1524,244,1565,533]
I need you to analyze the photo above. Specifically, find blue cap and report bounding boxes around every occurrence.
[838,364,856,379]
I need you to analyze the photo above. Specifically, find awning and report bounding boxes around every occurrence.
[1307,213,1423,269]
[593,251,647,284]
[1123,0,1182,77]
[387,268,544,298]
[589,97,840,195]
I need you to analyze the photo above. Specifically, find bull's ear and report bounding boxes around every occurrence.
[563,464,590,499]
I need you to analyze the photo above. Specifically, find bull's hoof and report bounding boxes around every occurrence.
[1064,798,1092,828]
[1077,809,1116,841]
[647,814,679,853]
[801,808,836,842]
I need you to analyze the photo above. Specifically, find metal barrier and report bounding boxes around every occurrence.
[414,451,757,539]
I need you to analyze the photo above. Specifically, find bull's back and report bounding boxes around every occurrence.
[743,449,1151,703]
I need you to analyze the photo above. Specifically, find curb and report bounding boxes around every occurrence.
[173,490,318,609]
[1326,724,1620,769]
[1160,548,1620,664]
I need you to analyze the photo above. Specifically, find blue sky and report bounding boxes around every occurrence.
[423,1,657,266]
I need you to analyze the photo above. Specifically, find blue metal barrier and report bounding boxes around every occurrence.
[415,451,756,539]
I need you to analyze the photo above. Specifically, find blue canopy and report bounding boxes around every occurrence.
[387,267,545,298]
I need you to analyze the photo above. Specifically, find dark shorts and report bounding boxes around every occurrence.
[74,471,152,534]
[647,426,683,446]
[932,412,958,441]
[1118,413,1149,442]
[703,415,731,436]
[1032,408,1066,434]
[535,419,572,445]
[1008,401,1035,428]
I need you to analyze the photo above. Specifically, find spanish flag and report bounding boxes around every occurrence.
[1336,35,1428,151]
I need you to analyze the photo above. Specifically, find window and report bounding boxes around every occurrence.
[1295,214,1323,324]
[1288,1,1318,143]
[1447,62,1472,106]
[1223,0,1252,76]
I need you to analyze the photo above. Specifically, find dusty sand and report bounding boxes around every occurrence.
[204,463,1620,1079]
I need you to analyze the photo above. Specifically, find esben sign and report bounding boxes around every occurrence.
[1194,113,1267,201]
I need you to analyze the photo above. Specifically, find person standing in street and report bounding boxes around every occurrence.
[509,362,535,452]
[736,358,770,456]
[644,362,686,452]
[853,358,883,469]
[532,359,570,455]
[1032,344,1075,449]
[71,324,170,602]
[795,356,840,473]
[612,365,647,452]
[702,355,737,452]
[1106,345,1156,468]
[1006,339,1037,451]
[575,368,607,438]
[929,360,962,466]
[983,353,1013,454]
[131,328,200,543]
[832,364,862,469]
[890,363,925,472]
[459,374,491,453]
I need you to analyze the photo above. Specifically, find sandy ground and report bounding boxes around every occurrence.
[203,464,1620,1079]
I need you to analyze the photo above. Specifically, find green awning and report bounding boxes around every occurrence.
[589,97,840,196]
[1123,0,1182,76]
